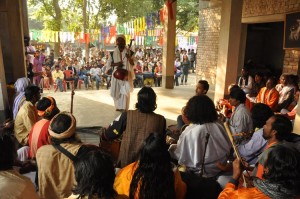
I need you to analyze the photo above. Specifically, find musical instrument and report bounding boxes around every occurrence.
[224,122,251,187]
[70,89,75,114]
[113,39,135,80]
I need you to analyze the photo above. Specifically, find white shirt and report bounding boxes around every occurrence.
[90,67,101,76]
[170,122,231,177]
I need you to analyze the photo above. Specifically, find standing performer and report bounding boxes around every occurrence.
[107,35,135,111]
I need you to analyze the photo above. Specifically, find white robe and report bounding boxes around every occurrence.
[169,122,231,178]
[107,47,134,110]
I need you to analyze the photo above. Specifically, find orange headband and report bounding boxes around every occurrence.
[38,97,55,117]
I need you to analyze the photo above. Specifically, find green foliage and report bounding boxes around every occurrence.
[27,0,199,32]
[176,0,199,32]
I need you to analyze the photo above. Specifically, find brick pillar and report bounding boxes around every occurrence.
[283,50,300,74]
[214,0,243,102]
[196,4,222,86]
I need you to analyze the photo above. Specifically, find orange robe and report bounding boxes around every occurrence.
[218,183,270,199]
[114,162,186,199]
[256,87,279,111]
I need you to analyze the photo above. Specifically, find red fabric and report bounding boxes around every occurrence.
[84,33,90,44]
[110,26,116,36]
[245,98,253,111]
[28,119,50,158]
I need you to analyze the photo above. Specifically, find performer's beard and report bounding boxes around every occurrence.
[118,44,126,51]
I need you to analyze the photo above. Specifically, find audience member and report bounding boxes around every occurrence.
[177,80,210,129]
[237,66,253,94]
[13,77,31,120]
[114,133,186,199]
[28,96,60,158]
[101,87,166,168]
[238,103,274,165]
[181,54,190,85]
[0,128,39,199]
[276,74,295,112]
[169,95,231,177]
[52,64,65,92]
[253,76,279,111]
[280,90,299,120]
[37,112,83,199]
[66,147,120,199]
[228,88,253,144]
[218,144,300,198]
[249,72,265,97]
[14,85,40,146]
[252,115,293,179]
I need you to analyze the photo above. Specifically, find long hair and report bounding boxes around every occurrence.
[129,133,175,199]
[73,148,117,199]
[135,87,157,113]
[184,95,218,124]
[263,144,300,193]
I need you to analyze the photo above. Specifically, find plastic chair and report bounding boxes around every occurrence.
[64,70,75,90]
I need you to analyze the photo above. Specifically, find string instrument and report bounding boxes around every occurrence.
[113,39,135,80]
[224,122,251,187]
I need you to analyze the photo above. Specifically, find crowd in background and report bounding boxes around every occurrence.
[25,38,197,92]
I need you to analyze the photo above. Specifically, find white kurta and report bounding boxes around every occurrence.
[170,122,231,178]
[107,47,134,110]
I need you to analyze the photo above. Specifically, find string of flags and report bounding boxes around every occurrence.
[30,9,198,46]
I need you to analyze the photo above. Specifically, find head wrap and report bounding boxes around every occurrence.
[37,96,55,117]
[48,112,76,139]
[14,77,31,93]
[116,34,126,41]
[13,77,31,119]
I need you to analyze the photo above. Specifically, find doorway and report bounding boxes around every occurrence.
[244,22,284,78]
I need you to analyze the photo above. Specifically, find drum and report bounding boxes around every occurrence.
[113,68,128,80]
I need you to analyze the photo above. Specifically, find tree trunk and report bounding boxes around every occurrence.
[53,0,62,58]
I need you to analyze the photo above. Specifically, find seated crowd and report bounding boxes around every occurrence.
[27,47,170,93]
[1,67,300,199]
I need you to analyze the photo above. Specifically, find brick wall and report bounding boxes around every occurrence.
[243,0,300,17]
[196,7,221,85]
[283,50,300,74]
[196,0,300,85]
[243,0,300,75]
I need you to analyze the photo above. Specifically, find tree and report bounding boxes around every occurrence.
[28,0,199,57]
[28,0,63,56]
[176,0,199,32]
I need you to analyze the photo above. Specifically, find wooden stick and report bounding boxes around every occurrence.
[224,121,250,187]
[70,88,75,114]
[224,122,242,160]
